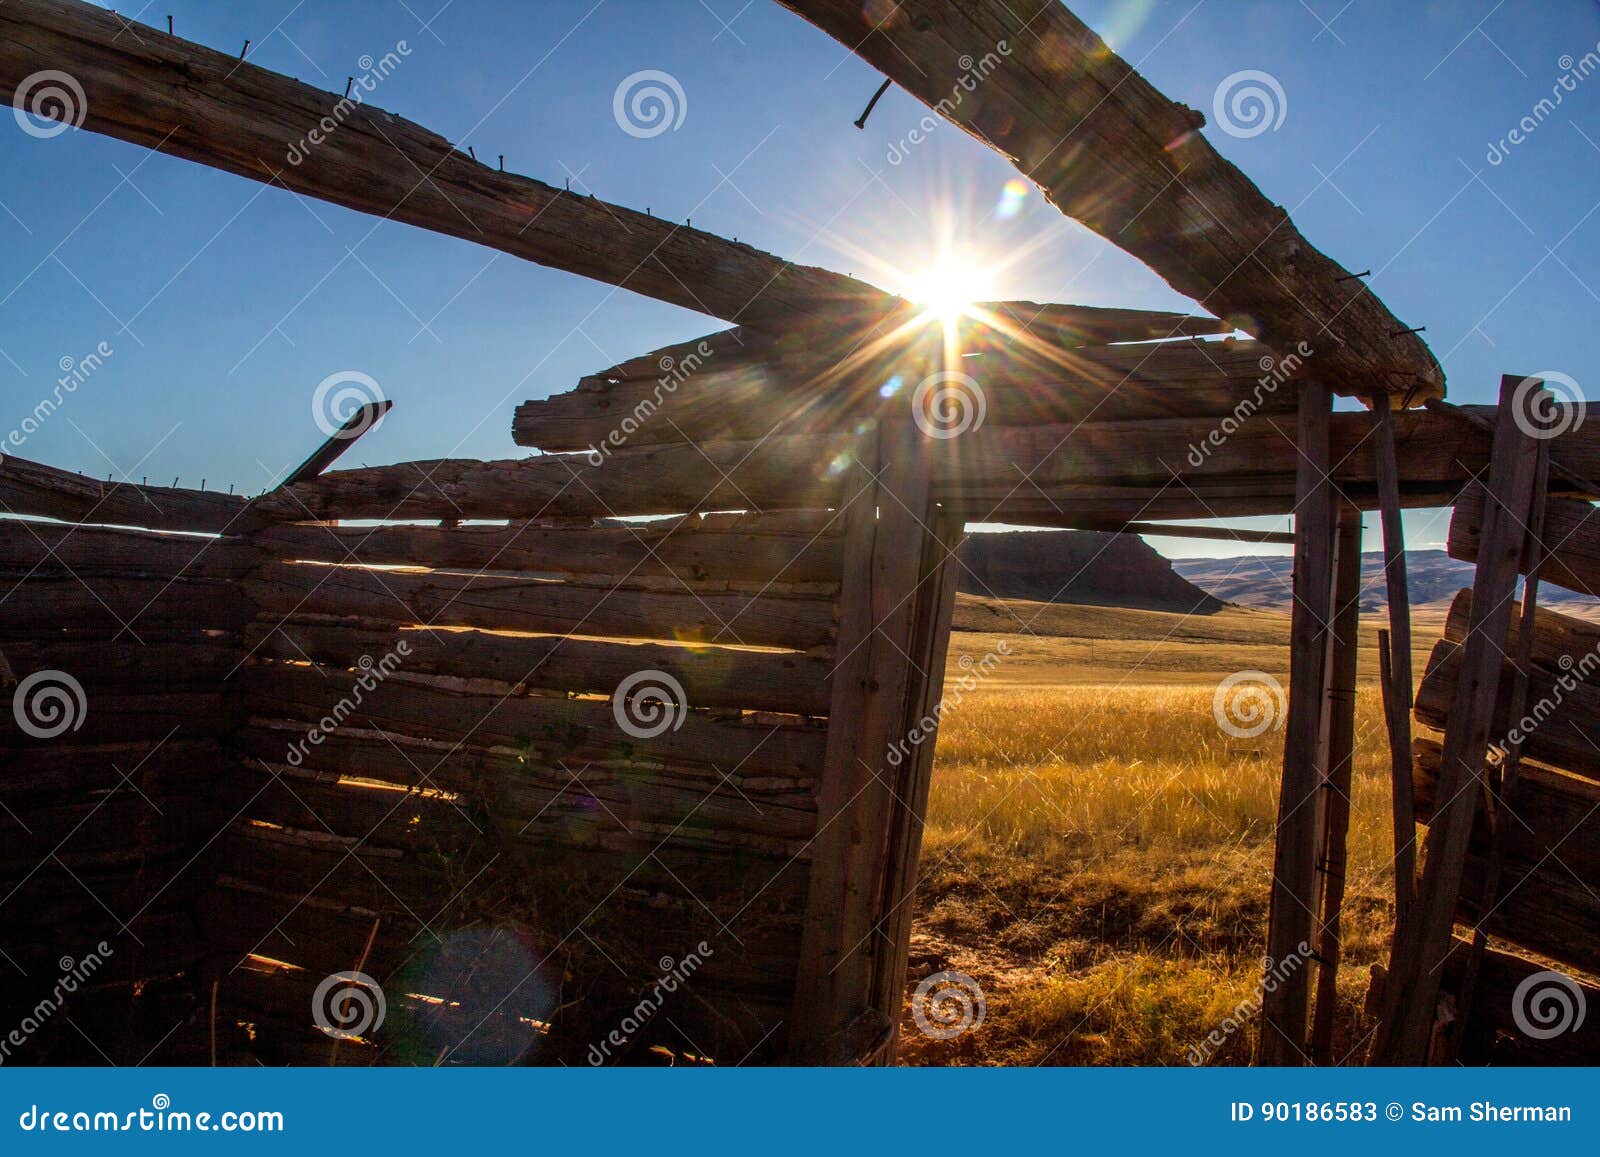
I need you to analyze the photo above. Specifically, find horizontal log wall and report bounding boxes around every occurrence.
[0,516,252,1063]
[211,505,849,1063]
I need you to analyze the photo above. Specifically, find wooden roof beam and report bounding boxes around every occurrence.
[0,0,893,330]
[776,0,1445,401]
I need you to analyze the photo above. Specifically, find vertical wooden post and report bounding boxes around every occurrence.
[1369,375,1543,1064]
[1371,402,1417,930]
[1310,504,1363,1064]
[1259,379,1337,1066]
[788,414,943,1064]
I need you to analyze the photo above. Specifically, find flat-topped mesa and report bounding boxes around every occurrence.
[777,0,1445,402]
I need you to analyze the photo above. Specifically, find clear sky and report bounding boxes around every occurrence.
[3,0,1598,557]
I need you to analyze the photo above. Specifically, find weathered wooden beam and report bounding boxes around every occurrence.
[0,0,891,330]
[1371,375,1542,1064]
[775,0,1444,400]
[1310,504,1362,1065]
[279,401,392,487]
[1451,490,1600,600]
[1372,402,1416,931]
[0,453,245,532]
[1259,380,1336,1065]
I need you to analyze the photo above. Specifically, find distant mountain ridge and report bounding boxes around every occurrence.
[958,530,1223,614]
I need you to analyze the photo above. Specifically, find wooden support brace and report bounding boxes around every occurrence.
[280,401,392,488]
[1310,504,1363,1065]
[1259,380,1338,1065]
[1369,374,1544,1064]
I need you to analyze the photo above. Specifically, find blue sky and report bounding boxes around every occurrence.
[3,0,1599,557]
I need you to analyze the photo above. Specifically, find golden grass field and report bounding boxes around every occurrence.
[897,595,1447,1066]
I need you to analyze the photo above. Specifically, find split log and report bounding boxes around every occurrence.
[0,574,252,636]
[241,559,837,651]
[513,337,1300,452]
[249,512,844,585]
[1443,588,1600,672]
[0,452,244,532]
[0,520,257,576]
[234,664,828,780]
[245,617,832,716]
[775,0,1444,400]
[1438,938,1600,1065]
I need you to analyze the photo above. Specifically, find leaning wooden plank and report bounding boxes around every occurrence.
[1371,375,1542,1064]
[513,337,1301,452]
[242,560,837,651]
[1414,640,1600,786]
[1259,381,1336,1065]
[250,439,854,523]
[0,453,244,532]
[1452,490,1600,599]
[245,617,833,716]
[1372,402,1416,930]
[775,0,1443,400]
[0,0,889,330]
[791,420,937,1064]
[234,665,828,780]
[249,514,844,585]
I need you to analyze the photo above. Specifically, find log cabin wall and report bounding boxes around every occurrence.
[0,482,254,1063]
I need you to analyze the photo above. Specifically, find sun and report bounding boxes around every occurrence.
[907,256,988,326]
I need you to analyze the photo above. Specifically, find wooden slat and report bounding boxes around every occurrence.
[0,453,244,532]
[1373,402,1416,930]
[242,560,837,651]
[235,665,828,780]
[1437,937,1600,1065]
[1372,374,1543,1064]
[1451,490,1600,599]
[775,0,1443,400]
[0,0,892,331]
[1259,381,1336,1065]
[1444,588,1600,673]
[249,512,844,585]
[245,617,832,716]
